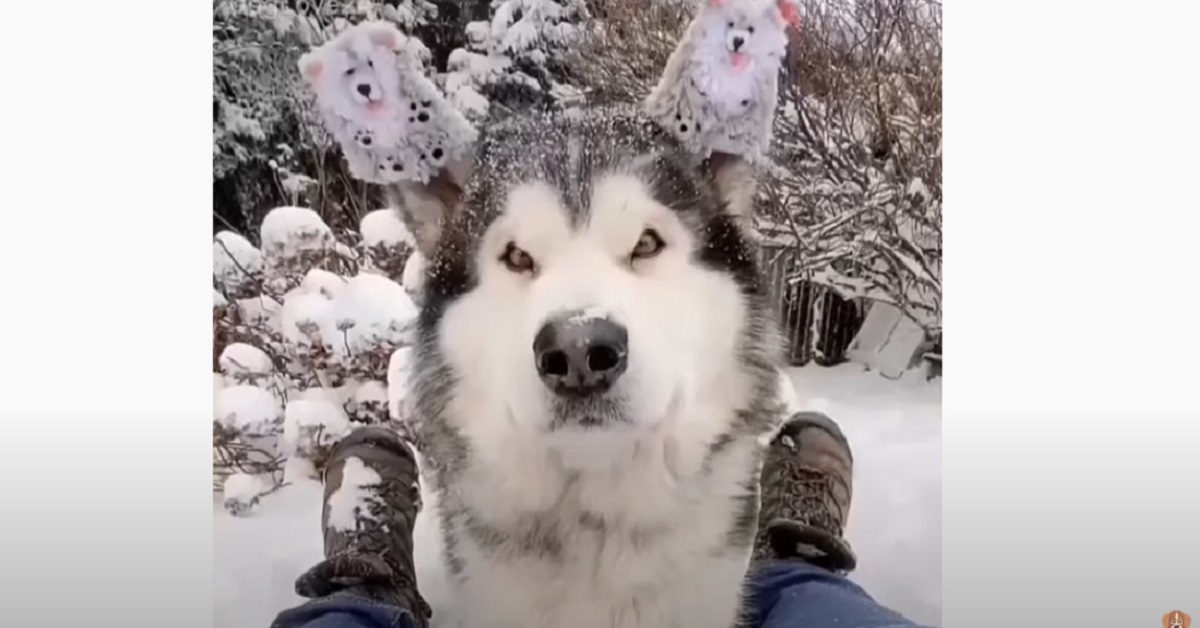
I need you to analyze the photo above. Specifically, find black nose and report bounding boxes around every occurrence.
[356,83,372,97]
[732,36,745,50]
[533,312,629,397]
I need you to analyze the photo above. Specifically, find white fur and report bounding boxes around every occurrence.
[433,175,759,628]
[644,0,789,160]
[299,22,476,185]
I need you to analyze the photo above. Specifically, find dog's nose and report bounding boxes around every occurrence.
[356,83,372,97]
[732,36,745,51]
[533,312,628,397]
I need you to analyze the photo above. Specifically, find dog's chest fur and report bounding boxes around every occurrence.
[439,437,761,628]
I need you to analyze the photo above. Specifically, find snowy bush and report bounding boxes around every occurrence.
[758,0,942,342]
[222,472,266,516]
[444,0,590,119]
[573,0,942,353]
[213,205,421,492]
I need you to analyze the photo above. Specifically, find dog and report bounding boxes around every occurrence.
[1165,610,1191,628]
[389,107,786,628]
[645,0,791,161]
[299,22,476,184]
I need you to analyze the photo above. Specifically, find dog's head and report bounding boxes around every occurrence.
[392,108,779,476]
[699,0,790,63]
[299,22,404,119]
[1165,610,1191,628]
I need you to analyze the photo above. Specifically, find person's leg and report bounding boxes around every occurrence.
[270,427,432,628]
[749,411,929,628]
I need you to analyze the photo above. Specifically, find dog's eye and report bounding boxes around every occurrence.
[367,59,374,68]
[631,229,665,260]
[748,26,755,34]
[727,21,735,28]
[344,67,355,76]
[501,242,536,274]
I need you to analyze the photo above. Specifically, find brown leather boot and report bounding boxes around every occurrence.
[293,426,432,627]
[753,411,858,574]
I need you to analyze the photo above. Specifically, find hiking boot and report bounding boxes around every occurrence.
[753,411,858,573]
[293,426,432,626]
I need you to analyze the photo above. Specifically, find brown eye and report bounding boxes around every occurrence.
[631,229,665,260]
[748,26,755,33]
[501,242,536,274]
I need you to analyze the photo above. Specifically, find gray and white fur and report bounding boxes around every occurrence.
[644,0,790,162]
[389,106,787,628]
[299,21,476,185]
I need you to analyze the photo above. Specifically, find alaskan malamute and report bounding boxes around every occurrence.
[392,107,785,628]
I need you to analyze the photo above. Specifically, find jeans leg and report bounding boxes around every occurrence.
[269,594,422,628]
[748,561,930,628]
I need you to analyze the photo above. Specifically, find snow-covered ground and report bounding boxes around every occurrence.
[214,364,942,627]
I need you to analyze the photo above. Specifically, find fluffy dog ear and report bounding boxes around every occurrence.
[298,50,323,84]
[386,154,474,258]
[703,151,756,221]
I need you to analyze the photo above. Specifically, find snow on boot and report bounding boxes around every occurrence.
[293,426,431,626]
[753,411,858,573]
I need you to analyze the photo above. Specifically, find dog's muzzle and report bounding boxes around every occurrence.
[533,310,628,398]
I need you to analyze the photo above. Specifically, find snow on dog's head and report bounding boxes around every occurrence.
[390,108,780,479]
[299,22,405,121]
[699,0,789,65]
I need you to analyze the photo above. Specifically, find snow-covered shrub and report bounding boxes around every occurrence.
[359,209,414,284]
[222,472,266,516]
[214,231,264,298]
[758,0,942,342]
[443,0,590,119]
[283,389,352,476]
[213,205,420,492]
[219,342,275,387]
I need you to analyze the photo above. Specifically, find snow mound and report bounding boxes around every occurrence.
[236,296,283,333]
[219,343,274,384]
[223,473,266,517]
[340,274,418,353]
[214,231,263,294]
[283,389,352,460]
[260,206,334,259]
[281,270,417,354]
[216,385,282,436]
[360,209,414,249]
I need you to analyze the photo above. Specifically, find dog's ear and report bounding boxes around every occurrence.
[386,155,473,258]
[703,151,756,222]
[298,50,323,84]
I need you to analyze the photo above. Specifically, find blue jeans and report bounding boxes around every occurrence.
[271,561,927,628]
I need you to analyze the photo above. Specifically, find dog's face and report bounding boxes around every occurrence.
[701,0,789,61]
[299,23,402,119]
[393,109,778,475]
[1164,610,1191,628]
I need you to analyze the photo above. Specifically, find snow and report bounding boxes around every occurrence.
[215,384,282,436]
[360,209,414,249]
[325,456,383,532]
[281,270,417,354]
[213,230,263,292]
[214,365,941,627]
[260,206,334,259]
[218,342,274,383]
[282,390,352,458]
[223,473,266,516]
